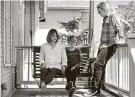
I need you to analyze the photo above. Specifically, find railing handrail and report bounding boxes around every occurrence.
[15,46,39,49]
[118,43,128,47]
[15,45,91,49]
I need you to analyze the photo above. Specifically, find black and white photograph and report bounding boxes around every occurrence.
[0,0,135,97]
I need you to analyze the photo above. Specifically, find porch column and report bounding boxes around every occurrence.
[127,38,135,97]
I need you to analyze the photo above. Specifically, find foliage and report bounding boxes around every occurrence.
[117,1,135,32]
[59,17,81,33]
[58,17,89,45]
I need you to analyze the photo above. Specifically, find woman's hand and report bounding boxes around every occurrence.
[41,63,46,68]
[62,65,66,74]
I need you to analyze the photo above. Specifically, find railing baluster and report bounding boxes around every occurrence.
[28,49,30,81]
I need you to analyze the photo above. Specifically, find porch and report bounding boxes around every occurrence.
[1,1,135,97]
[11,42,130,97]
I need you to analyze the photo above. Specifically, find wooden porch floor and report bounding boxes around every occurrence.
[11,88,115,97]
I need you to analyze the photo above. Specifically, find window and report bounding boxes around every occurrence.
[4,1,12,66]
[80,11,89,30]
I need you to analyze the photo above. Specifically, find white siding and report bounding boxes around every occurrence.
[24,1,35,46]
[0,1,22,97]
[41,9,82,29]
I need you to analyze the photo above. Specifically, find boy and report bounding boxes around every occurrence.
[65,35,83,97]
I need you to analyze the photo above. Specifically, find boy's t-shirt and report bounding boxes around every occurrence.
[66,48,81,68]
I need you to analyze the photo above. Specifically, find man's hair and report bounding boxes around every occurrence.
[67,35,76,43]
[97,2,110,11]
[46,29,59,43]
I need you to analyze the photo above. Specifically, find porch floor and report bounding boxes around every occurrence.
[11,88,114,97]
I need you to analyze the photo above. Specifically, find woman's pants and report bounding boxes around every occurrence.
[41,68,61,85]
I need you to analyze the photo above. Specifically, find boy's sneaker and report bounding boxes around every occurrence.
[41,82,47,91]
[69,87,75,97]
[65,81,73,91]
[93,89,100,96]
[83,88,100,97]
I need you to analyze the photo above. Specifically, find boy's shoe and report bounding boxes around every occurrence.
[41,82,47,91]
[69,87,75,97]
[65,81,73,91]
[93,89,100,96]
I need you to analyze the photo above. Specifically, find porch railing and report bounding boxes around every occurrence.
[105,43,129,94]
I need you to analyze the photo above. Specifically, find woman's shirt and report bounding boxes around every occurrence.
[66,48,82,68]
[39,43,67,69]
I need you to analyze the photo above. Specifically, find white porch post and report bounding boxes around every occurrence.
[128,39,135,97]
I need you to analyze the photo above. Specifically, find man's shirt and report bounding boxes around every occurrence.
[100,10,125,48]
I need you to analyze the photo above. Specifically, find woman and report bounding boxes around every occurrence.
[39,29,67,90]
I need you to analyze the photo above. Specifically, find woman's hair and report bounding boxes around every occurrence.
[46,29,59,43]
[67,35,76,43]
[97,2,110,11]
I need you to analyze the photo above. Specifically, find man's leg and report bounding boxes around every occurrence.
[93,44,117,94]
[98,44,117,90]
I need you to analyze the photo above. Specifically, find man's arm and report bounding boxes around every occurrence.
[112,15,126,43]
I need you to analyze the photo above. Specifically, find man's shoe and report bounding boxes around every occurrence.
[69,87,75,97]
[65,81,73,91]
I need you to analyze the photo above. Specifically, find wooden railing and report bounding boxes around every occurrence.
[105,43,129,95]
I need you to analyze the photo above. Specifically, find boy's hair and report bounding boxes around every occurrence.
[46,29,59,43]
[67,35,76,43]
[97,2,110,11]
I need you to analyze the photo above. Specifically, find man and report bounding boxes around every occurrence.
[85,2,126,96]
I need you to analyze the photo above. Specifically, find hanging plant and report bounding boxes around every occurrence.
[58,17,81,33]
[58,17,89,45]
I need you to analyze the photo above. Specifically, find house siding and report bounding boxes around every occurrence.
[24,1,35,46]
[0,1,22,97]
[39,8,89,29]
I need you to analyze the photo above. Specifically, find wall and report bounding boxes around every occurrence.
[0,1,22,97]
[39,8,89,29]
[43,8,81,29]
[0,2,2,97]
[24,1,36,46]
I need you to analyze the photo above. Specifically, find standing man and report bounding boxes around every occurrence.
[85,2,126,96]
